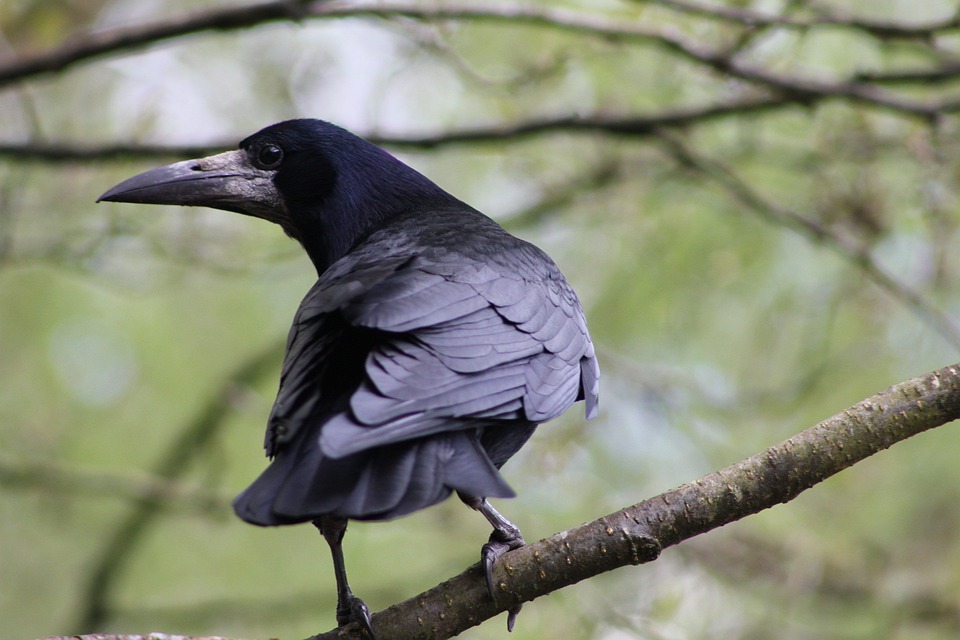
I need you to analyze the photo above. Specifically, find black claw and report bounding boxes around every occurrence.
[480,532,525,632]
[481,541,504,598]
[506,604,522,632]
[354,597,375,639]
[338,594,375,639]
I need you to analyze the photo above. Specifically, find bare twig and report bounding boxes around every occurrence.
[854,62,960,85]
[654,130,960,350]
[75,340,283,632]
[645,0,960,40]
[44,636,236,640]
[0,1,953,120]
[313,2,960,119]
[0,0,320,87]
[0,453,232,514]
[0,142,231,161]
[0,95,844,162]
[504,157,627,230]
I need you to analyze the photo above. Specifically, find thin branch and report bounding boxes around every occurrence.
[0,0,321,87]
[654,129,960,351]
[0,142,231,161]
[0,95,835,162]
[707,0,809,60]
[314,2,957,119]
[0,1,953,120]
[74,340,283,632]
[645,0,960,40]
[503,157,626,230]
[44,636,236,640]
[0,452,232,514]
[854,62,960,85]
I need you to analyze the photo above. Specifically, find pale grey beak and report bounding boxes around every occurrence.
[98,150,285,222]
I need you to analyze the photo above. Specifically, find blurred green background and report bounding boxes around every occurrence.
[3,0,960,638]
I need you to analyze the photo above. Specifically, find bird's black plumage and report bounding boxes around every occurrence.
[99,118,599,635]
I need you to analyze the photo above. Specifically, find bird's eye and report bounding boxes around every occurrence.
[254,144,284,169]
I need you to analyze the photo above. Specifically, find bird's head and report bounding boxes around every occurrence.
[99,119,454,272]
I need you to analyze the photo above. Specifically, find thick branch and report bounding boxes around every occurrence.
[41,364,960,639]
[305,363,960,639]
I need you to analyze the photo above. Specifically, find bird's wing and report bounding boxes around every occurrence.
[260,253,412,456]
[294,241,598,459]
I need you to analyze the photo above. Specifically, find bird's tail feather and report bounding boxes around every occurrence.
[232,428,514,526]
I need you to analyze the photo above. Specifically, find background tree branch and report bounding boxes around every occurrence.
[4,1,959,118]
[645,0,960,39]
[0,0,321,87]
[71,340,283,632]
[0,97,796,161]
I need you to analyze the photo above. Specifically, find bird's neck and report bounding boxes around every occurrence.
[296,181,457,276]
[280,141,461,274]
[295,205,364,275]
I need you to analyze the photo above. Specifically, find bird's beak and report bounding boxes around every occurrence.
[97,150,285,222]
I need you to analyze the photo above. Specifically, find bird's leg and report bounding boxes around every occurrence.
[313,516,375,639]
[460,495,525,631]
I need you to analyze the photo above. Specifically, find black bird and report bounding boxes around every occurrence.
[99,119,599,636]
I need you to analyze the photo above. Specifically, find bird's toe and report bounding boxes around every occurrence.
[481,531,526,632]
[480,527,525,597]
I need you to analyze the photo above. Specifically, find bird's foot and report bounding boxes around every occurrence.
[337,593,375,639]
[481,533,524,598]
[481,529,525,632]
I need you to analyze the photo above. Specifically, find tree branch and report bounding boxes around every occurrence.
[854,63,960,85]
[653,129,960,351]
[299,363,960,639]
[47,363,960,640]
[44,636,236,640]
[2,1,954,120]
[281,2,960,119]
[645,0,960,40]
[0,96,793,161]
[0,453,232,514]
[74,340,283,632]
[0,0,321,87]
[0,104,766,162]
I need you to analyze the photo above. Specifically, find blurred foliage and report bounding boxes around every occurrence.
[2,0,960,639]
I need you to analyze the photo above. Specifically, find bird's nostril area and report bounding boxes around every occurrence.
[189,163,202,171]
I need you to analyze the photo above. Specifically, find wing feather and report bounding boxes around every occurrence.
[264,233,599,469]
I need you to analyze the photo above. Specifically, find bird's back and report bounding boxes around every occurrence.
[233,203,598,526]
